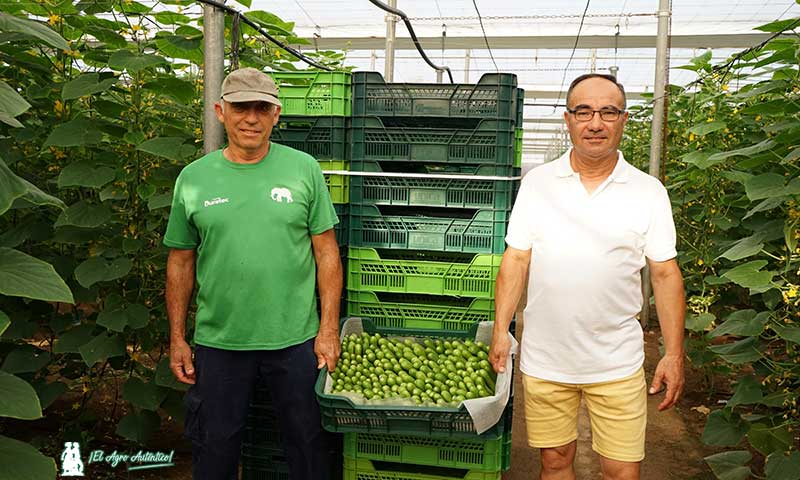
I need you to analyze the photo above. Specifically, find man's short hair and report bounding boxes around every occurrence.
[566,73,627,109]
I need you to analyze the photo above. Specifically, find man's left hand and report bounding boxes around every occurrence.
[315,330,341,372]
[650,354,685,411]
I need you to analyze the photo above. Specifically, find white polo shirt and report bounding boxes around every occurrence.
[506,149,677,384]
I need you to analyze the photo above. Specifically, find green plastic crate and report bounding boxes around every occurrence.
[320,159,350,204]
[349,163,517,210]
[352,71,516,121]
[343,431,510,472]
[272,115,347,160]
[317,319,513,439]
[346,290,495,332]
[348,205,508,255]
[515,88,524,126]
[343,457,500,480]
[350,117,515,166]
[270,71,352,116]
[513,129,522,169]
[351,160,520,178]
[335,204,349,246]
[347,248,502,299]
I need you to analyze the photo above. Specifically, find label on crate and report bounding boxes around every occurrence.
[408,232,445,250]
[413,99,451,116]
[409,189,446,205]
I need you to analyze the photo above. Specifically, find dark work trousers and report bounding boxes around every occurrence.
[183,337,330,480]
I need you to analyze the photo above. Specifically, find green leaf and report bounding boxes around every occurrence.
[61,73,117,100]
[122,377,167,411]
[54,201,112,228]
[0,248,74,303]
[708,337,763,364]
[153,32,203,64]
[0,157,27,215]
[137,137,190,161]
[719,234,765,261]
[0,111,22,128]
[745,173,800,201]
[722,260,774,289]
[74,256,132,288]
[147,192,173,211]
[152,11,191,24]
[142,77,195,104]
[32,380,66,410]
[115,410,160,444]
[681,150,725,170]
[0,311,8,336]
[1,345,50,374]
[702,410,749,446]
[704,451,752,480]
[771,324,800,344]
[706,139,778,164]
[747,422,792,456]
[0,81,31,125]
[97,303,149,332]
[99,184,127,201]
[744,197,787,220]
[727,375,763,407]
[0,435,57,480]
[686,312,715,332]
[136,183,155,200]
[755,17,800,33]
[0,371,42,419]
[709,310,769,338]
[155,358,187,391]
[765,451,800,480]
[687,121,726,136]
[82,25,126,48]
[0,12,69,50]
[57,161,115,189]
[233,0,252,7]
[108,50,167,73]
[783,146,800,164]
[53,324,96,354]
[43,117,102,147]
[79,332,125,366]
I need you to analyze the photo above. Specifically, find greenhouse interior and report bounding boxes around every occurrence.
[0,0,799,479]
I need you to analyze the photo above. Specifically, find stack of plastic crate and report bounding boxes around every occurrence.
[341,72,523,479]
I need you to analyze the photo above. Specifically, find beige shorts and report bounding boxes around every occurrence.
[523,367,647,462]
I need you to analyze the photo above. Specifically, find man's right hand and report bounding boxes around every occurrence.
[170,340,196,384]
[489,332,511,374]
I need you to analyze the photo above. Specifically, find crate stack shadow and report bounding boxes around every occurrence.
[239,71,352,480]
[335,72,524,480]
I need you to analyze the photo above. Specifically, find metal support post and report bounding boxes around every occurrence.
[641,0,671,328]
[384,0,398,81]
[370,50,377,71]
[203,1,225,154]
[464,49,471,82]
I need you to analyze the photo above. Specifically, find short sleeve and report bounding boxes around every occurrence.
[644,184,677,262]
[307,161,339,236]
[163,175,200,249]
[504,176,534,251]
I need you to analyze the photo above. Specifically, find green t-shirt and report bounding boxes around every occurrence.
[163,143,339,350]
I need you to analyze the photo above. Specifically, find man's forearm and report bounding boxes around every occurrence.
[166,250,196,343]
[316,247,343,335]
[651,262,686,357]
[494,248,530,334]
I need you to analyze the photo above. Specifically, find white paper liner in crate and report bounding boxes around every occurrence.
[323,317,519,435]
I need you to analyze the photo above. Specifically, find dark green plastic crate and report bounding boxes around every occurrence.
[272,116,347,160]
[350,117,515,166]
[352,71,516,121]
[317,319,513,439]
[513,129,522,169]
[335,203,349,246]
[270,71,352,116]
[348,205,508,254]
[343,456,501,480]
[347,247,502,299]
[241,453,289,480]
[346,290,495,332]
[351,160,520,178]
[515,88,524,126]
[343,431,511,472]
[349,164,517,210]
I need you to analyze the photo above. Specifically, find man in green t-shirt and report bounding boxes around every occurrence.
[164,68,342,480]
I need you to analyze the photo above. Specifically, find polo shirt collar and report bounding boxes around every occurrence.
[554,149,630,183]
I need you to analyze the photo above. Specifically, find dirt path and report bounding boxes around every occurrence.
[502,317,711,480]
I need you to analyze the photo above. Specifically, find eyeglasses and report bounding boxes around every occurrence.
[566,107,625,122]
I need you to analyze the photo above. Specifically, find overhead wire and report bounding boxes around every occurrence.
[471,0,499,72]
[293,0,321,31]
[553,0,592,111]
[367,0,454,83]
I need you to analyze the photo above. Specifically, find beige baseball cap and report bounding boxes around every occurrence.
[220,67,282,107]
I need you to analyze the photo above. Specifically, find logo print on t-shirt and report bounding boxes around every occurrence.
[203,197,229,207]
[270,187,293,203]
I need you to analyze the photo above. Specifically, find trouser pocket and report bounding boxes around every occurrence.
[183,387,203,445]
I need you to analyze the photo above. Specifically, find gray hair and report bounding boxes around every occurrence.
[566,73,627,109]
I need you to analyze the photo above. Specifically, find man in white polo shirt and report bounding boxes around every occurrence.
[489,74,686,480]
